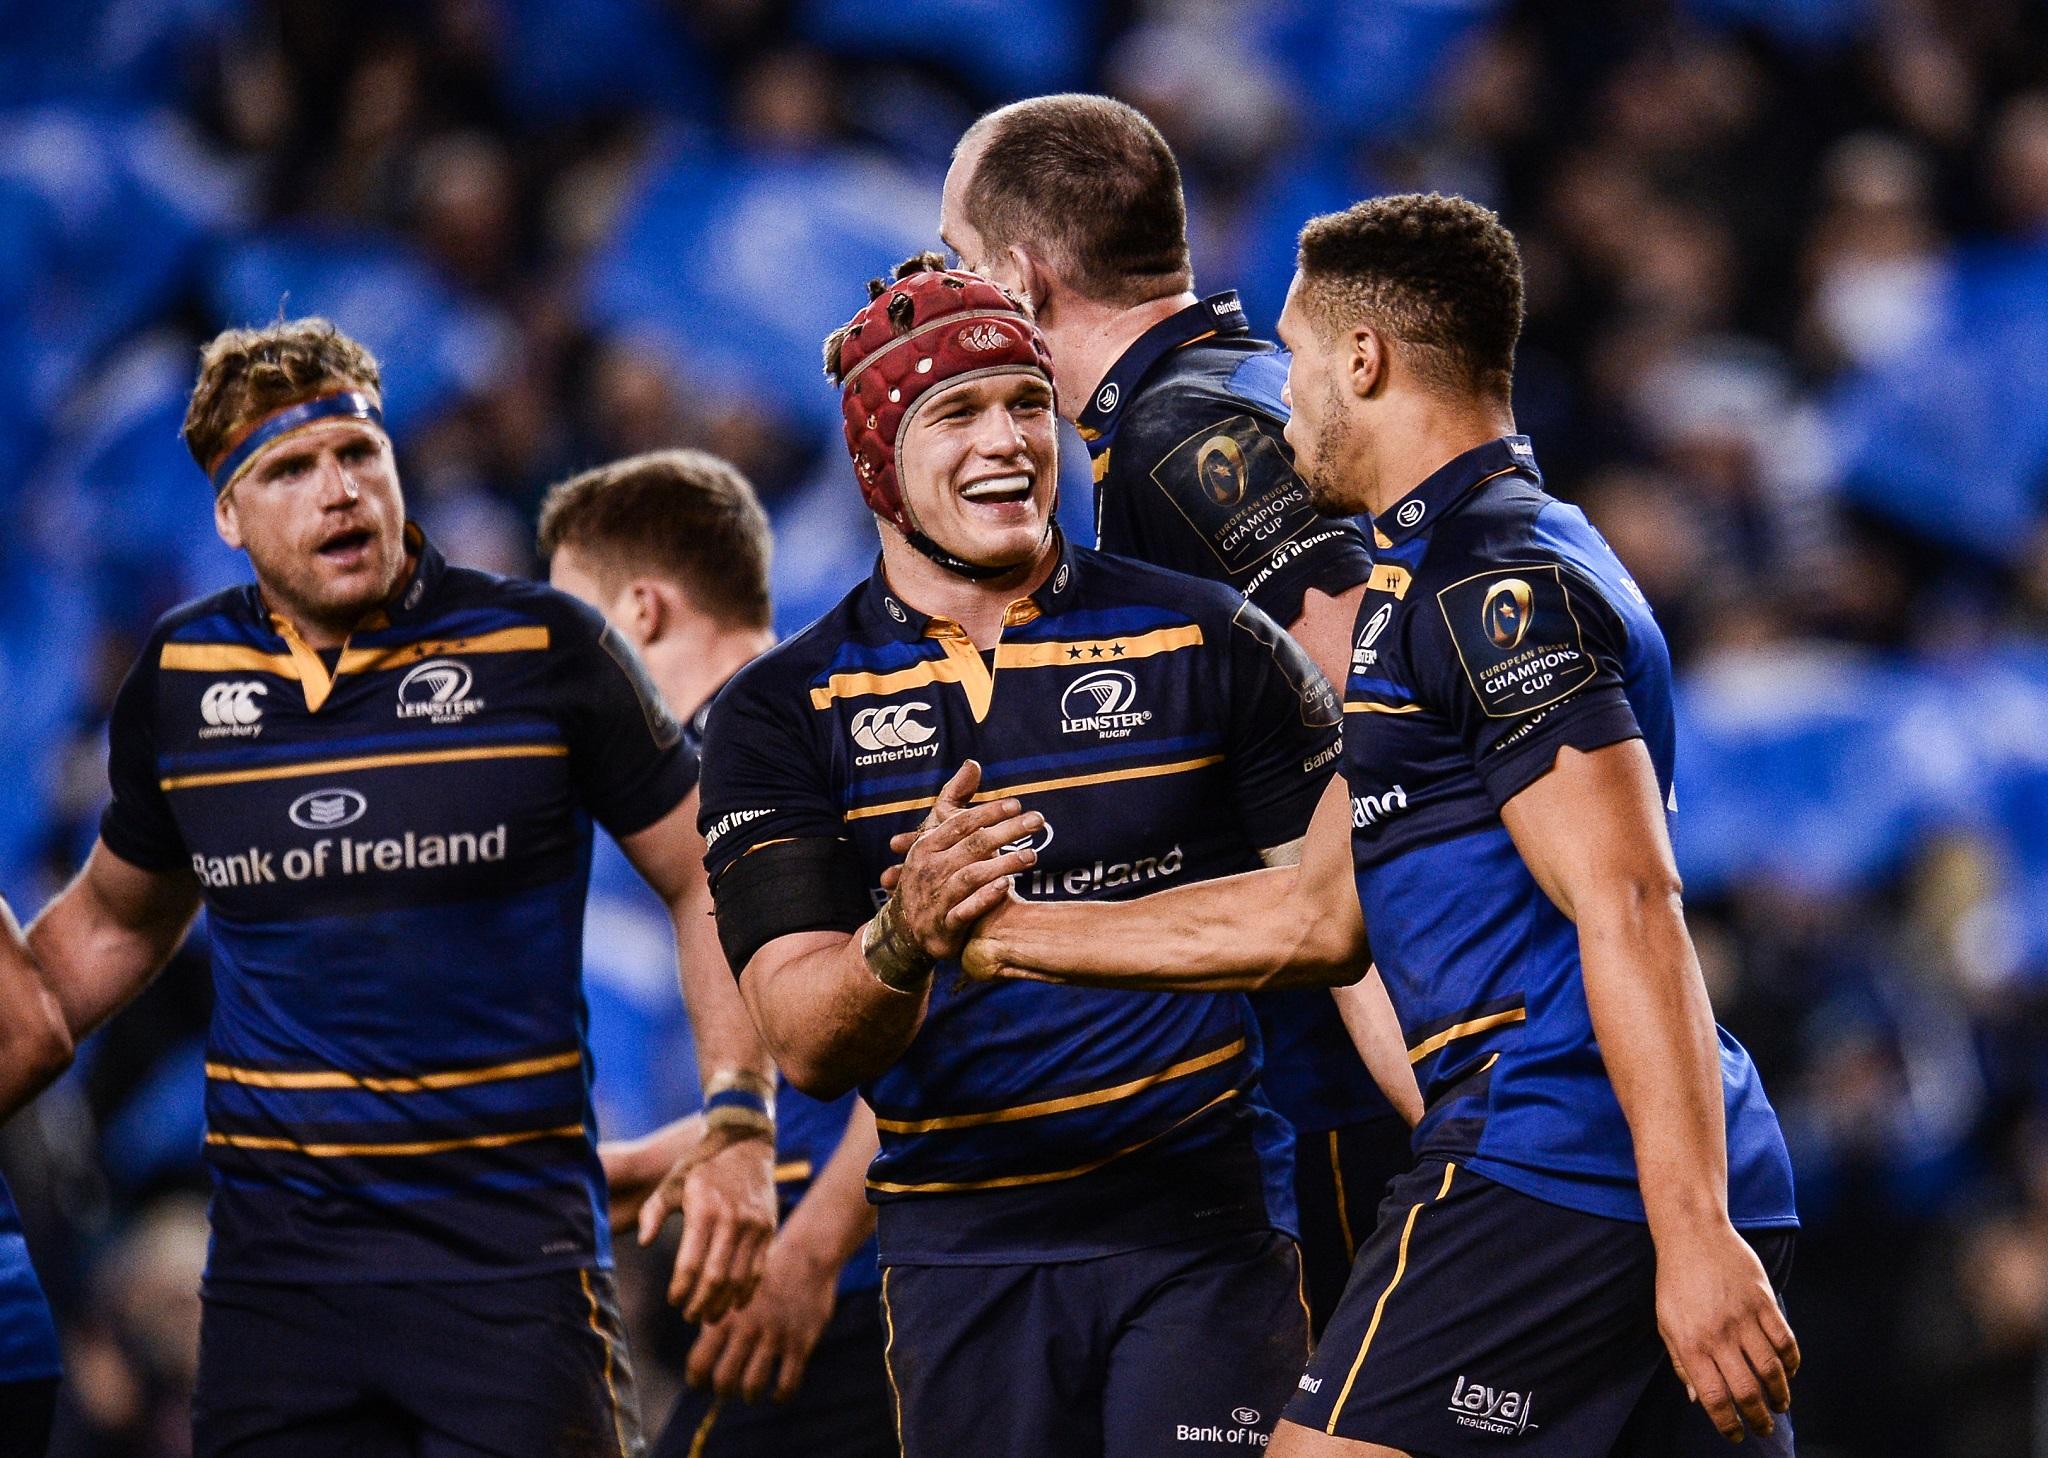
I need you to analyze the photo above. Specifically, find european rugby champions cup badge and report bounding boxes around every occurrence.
[1436,564,1596,718]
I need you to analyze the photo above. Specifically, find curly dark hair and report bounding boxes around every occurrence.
[183,317,383,471]
[1296,193,1524,402]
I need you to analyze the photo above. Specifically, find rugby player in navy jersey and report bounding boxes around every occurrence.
[940,93,1423,1330]
[962,195,1802,1457]
[0,318,783,1458]
[0,902,70,1458]
[695,255,1341,1457]
[537,449,896,1458]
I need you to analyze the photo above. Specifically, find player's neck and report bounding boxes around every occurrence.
[256,552,417,651]
[1358,402,1518,520]
[644,619,775,721]
[877,535,1058,649]
[1050,291,1198,423]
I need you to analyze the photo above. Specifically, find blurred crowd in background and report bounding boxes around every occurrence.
[2,1,2047,1453]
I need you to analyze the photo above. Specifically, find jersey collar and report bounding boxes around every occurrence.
[1075,291,1250,454]
[859,530,1082,644]
[1372,435,1541,549]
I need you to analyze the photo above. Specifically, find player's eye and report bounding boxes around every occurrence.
[339,440,377,463]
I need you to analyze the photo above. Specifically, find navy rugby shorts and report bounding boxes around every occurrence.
[881,1229,1308,1458]
[1284,1158,1797,1456]
[1292,1114,1414,1338]
[192,1269,642,1457]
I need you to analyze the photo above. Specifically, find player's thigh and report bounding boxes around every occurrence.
[191,1280,400,1458]
[1284,1159,1665,1458]
[1611,1230,1799,1458]
[1267,1418,1411,1457]
[387,1270,645,1458]
[881,1261,1105,1458]
[1102,1230,1310,1458]
[0,1377,58,1458]
[1294,1117,1413,1337]
[653,1294,897,1458]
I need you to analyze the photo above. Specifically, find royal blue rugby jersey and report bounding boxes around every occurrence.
[699,538,1338,1265]
[0,1179,59,1382]
[1076,290,1388,1138]
[99,528,699,1282]
[1339,436,1796,1228]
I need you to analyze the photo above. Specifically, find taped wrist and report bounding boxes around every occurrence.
[862,893,935,993]
[712,837,873,976]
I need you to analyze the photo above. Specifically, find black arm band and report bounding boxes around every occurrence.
[712,837,874,978]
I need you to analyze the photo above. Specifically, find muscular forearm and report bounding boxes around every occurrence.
[744,929,931,1099]
[780,1100,878,1273]
[674,895,776,1092]
[975,864,1358,992]
[0,899,74,1117]
[1578,879,1730,1239]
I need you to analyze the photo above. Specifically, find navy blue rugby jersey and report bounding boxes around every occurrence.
[0,1179,59,1382]
[1076,290,1389,1138]
[99,528,699,1282]
[698,538,1338,1265]
[1339,436,1796,1228]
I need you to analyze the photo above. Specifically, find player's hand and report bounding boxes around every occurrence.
[1653,1223,1800,1443]
[959,887,1031,983]
[637,1123,779,1323]
[887,760,1040,960]
[598,1119,701,1234]
[684,1232,839,1402]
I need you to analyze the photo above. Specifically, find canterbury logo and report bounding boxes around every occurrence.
[851,703,936,751]
[956,323,1015,352]
[201,681,267,727]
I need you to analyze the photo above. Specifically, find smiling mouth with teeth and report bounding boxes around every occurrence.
[960,473,1034,503]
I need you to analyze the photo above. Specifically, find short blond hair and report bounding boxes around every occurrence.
[183,318,383,471]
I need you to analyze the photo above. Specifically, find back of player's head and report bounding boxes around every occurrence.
[1296,193,1524,405]
[537,449,773,631]
[184,318,384,478]
[956,94,1192,307]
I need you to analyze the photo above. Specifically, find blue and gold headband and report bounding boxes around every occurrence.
[208,391,385,496]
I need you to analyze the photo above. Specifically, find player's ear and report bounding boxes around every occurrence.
[1008,245,1052,320]
[214,489,243,550]
[621,578,668,650]
[1348,325,1388,400]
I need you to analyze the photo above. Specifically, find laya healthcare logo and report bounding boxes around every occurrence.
[396,659,484,723]
[1448,1374,1537,1437]
[199,681,267,739]
[851,702,938,766]
[1059,669,1152,739]
[288,788,367,830]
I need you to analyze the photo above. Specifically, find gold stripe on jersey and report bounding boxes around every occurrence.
[160,642,298,676]
[1405,1006,1527,1064]
[993,623,1204,669]
[1343,700,1422,715]
[339,625,551,675]
[807,623,1202,715]
[1092,450,1112,483]
[204,1122,585,1158]
[163,623,549,714]
[842,752,1224,822]
[160,742,567,791]
[206,1048,582,1092]
[873,1037,1246,1134]
[773,1161,815,1183]
[865,1087,1240,1194]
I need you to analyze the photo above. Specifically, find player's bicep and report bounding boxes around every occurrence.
[1497,739,1678,925]
[1287,581,1369,696]
[1222,600,1343,848]
[617,789,707,909]
[709,836,872,982]
[29,842,200,1034]
[1299,773,1366,951]
[559,613,697,835]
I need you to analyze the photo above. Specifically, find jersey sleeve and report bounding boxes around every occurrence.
[1221,598,1344,851]
[98,644,189,872]
[553,604,699,837]
[1101,397,1373,626]
[1406,553,1643,809]
[698,666,872,971]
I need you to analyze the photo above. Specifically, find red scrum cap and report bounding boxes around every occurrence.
[832,264,1055,539]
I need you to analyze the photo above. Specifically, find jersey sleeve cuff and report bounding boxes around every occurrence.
[1476,687,1642,809]
[96,810,189,874]
[1241,536,1374,629]
[590,750,700,839]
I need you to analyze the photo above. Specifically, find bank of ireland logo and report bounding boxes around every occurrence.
[1095,381,1120,413]
[1482,577,1535,651]
[1395,499,1426,529]
[851,702,935,755]
[288,787,367,830]
[396,658,482,722]
[1233,1408,1260,1427]
[200,681,267,737]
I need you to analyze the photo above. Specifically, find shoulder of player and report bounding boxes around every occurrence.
[427,564,595,643]
[702,594,865,731]
[1068,543,1248,625]
[1112,356,1285,461]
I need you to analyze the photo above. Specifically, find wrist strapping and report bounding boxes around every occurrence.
[862,894,935,993]
[703,1069,776,1137]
